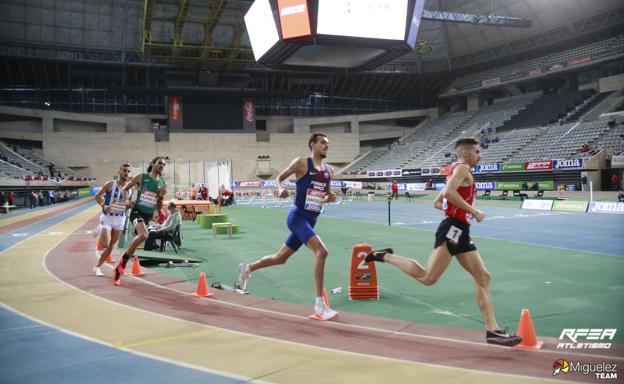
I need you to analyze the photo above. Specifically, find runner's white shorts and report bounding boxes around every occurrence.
[99,213,125,231]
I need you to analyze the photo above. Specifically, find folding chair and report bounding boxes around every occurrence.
[160,224,181,253]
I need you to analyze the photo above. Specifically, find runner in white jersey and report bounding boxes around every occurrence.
[93,163,133,276]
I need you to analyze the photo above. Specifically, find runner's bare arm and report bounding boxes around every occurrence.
[277,157,305,198]
[94,181,113,207]
[325,166,337,203]
[122,174,141,202]
[433,191,444,210]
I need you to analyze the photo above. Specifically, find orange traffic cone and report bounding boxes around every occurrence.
[128,256,144,277]
[104,252,115,264]
[96,239,105,250]
[193,272,214,297]
[322,288,329,307]
[514,308,544,349]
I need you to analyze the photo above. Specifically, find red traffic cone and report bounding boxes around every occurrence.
[322,288,329,307]
[128,256,144,277]
[514,308,544,349]
[96,239,105,250]
[193,272,214,297]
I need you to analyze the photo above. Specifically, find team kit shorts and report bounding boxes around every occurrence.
[434,217,477,255]
[129,208,153,225]
[99,213,125,231]
[284,207,318,251]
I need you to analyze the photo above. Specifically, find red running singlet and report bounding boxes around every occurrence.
[443,162,476,224]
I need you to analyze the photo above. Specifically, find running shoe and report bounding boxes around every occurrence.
[314,302,338,321]
[364,248,394,263]
[486,329,523,347]
[113,265,122,286]
[238,263,250,291]
[92,266,103,277]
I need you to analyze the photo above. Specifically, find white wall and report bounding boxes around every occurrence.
[599,74,624,93]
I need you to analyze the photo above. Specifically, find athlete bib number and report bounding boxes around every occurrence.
[109,199,127,215]
[446,225,463,244]
[304,188,326,213]
[138,189,158,210]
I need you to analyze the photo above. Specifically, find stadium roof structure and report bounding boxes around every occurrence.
[1,0,621,73]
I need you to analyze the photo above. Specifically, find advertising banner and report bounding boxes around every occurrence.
[552,200,589,212]
[476,181,496,191]
[242,98,255,130]
[522,199,554,210]
[421,167,441,175]
[474,164,500,173]
[548,63,564,72]
[367,170,402,178]
[588,201,624,214]
[500,162,525,172]
[527,67,545,77]
[405,183,427,191]
[169,96,183,129]
[553,159,584,169]
[525,160,553,171]
[238,181,262,187]
[611,155,624,168]
[401,168,422,176]
[496,181,554,191]
[482,77,501,87]
[343,181,363,189]
[567,55,592,67]
[495,181,522,190]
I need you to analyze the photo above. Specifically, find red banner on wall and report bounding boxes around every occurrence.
[525,160,553,171]
[567,56,592,67]
[170,96,181,123]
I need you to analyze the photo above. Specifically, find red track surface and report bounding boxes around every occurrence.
[45,212,624,383]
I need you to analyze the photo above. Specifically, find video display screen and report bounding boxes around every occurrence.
[407,0,426,48]
[244,0,280,60]
[278,0,311,39]
[317,0,408,41]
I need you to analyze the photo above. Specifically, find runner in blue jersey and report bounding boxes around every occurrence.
[92,163,133,276]
[238,133,338,320]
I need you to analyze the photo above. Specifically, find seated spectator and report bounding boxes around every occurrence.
[144,202,181,251]
[581,143,590,153]
[222,187,233,205]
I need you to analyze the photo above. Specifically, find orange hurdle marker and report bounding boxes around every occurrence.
[349,243,379,300]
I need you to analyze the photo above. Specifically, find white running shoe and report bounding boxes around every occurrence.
[237,263,250,291]
[92,266,103,277]
[314,303,338,321]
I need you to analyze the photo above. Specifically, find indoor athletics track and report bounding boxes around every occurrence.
[0,198,622,383]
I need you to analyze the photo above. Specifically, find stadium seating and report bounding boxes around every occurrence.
[565,91,614,122]
[447,37,624,92]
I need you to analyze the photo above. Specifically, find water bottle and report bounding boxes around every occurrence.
[331,287,342,294]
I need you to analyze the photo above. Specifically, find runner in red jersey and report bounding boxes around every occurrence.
[365,137,522,347]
